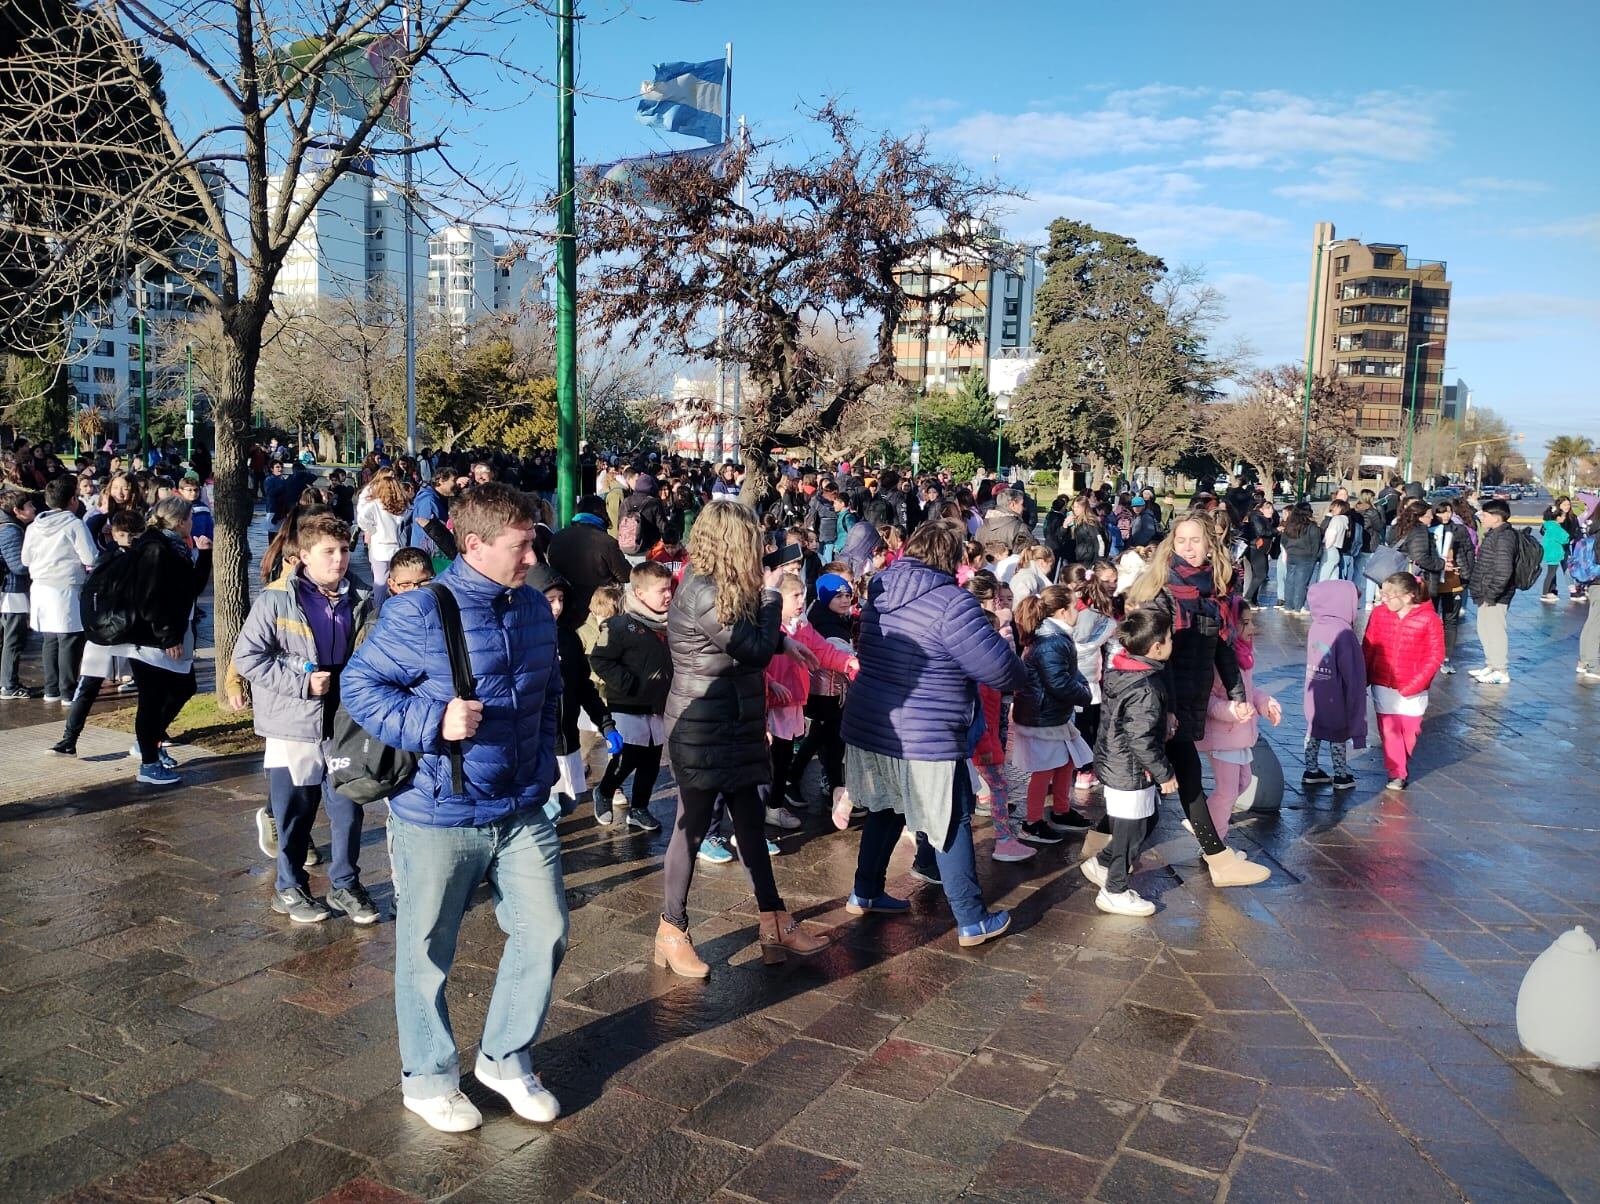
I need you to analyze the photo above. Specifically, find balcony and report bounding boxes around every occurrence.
[1339,279,1410,301]
[1338,305,1407,326]
[1337,332,1406,352]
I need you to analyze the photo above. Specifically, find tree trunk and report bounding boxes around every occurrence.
[211,308,265,703]
[738,443,772,512]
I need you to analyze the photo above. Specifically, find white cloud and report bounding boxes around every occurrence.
[997,192,1288,257]
[1509,214,1600,241]
[1207,90,1441,163]
[1463,176,1550,194]
[934,109,1202,164]
[1273,159,1470,210]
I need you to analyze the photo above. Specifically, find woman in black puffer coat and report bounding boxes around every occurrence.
[1387,499,1445,588]
[1115,512,1269,888]
[656,500,829,978]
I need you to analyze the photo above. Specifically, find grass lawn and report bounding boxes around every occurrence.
[95,691,259,756]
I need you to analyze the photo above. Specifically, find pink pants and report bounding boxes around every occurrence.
[1026,763,1074,823]
[972,761,1020,843]
[1377,713,1422,780]
[1205,757,1251,843]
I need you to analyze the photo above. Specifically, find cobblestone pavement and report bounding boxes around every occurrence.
[0,589,1596,1203]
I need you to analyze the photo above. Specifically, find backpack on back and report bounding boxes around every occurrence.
[80,549,141,646]
[616,505,643,555]
[1512,527,1544,592]
[327,583,476,804]
[1570,534,1600,586]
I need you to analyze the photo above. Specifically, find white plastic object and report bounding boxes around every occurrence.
[1517,926,1600,1070]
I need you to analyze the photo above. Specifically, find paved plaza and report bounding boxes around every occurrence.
[0,595,1597,1203]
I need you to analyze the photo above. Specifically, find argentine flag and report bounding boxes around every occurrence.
[637,58,725,144]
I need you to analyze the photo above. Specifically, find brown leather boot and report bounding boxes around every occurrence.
[758,910,830,964]
[654,917,709,979]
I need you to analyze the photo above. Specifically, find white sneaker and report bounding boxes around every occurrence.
[477,1069,560,1123]
[404,1090,483,1132]
[1476,670,1511,685]
[1096,889,1156,917]
[764,805,802,830]
[1080,857,1108,888]
[1467,666,1493,681]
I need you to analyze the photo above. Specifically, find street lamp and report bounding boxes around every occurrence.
[1404,340,1438,482]
[994,391,1010,476]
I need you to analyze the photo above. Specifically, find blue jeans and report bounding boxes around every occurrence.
[269,767,361,892]
[390,810,568,1100]
[1317,547,1341,582]
[1283,559,1316,611]
[851,766,984,927]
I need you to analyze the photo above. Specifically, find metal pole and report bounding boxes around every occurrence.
[1297,241,1323,498]
[995,417,1004,475]
[729,113,745,465]
[1405,340,1434,483]
[185,342,193,461]
[554,0,579,523]
[137,297,148,458]
[402,4,418,455]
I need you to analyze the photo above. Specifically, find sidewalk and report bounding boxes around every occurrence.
[0,593,1595,1202]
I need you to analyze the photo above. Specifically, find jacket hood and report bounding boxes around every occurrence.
[1103,651,1163,703]
[32,508,80,535]
[633,473,658,494]
[838,521,884,564]
[1307,578,1358,627]
[525,565,568,595]
[871,555,952,615]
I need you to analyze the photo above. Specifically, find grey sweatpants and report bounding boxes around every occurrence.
[1579,591,1600,671]
[1476,602,1509,673]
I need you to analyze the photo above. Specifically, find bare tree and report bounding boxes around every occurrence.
[580,104,1014,505]
[0,0,546,697]
[1209,365,1361,489]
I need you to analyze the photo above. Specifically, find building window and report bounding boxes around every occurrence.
[93,366,116,384]
[1004,300,1019,317]
[1335,255,1349,274]
[97,340,114,357]
[68,365,88,382]
[1372,253,1393,268]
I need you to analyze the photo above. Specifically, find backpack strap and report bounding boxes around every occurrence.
[427,582,477,795]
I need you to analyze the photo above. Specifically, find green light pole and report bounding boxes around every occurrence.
[137,300,148,459]
[553,0,579,524]
[184,341,194,461]
[1297,240,1324,499]
[1404,340,1438,483]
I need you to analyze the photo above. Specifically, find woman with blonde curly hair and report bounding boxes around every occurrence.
[357,468,412,585]
[655,500,830,977]
[1099,512,1270,888]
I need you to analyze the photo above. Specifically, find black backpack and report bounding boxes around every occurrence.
[327,583,476,805]
[80,548,141,646]
[1512,527,1544,592]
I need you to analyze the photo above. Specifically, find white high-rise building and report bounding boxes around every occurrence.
[428,226,544,327]
[271,152,429,308]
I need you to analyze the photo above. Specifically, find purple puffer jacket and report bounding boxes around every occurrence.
[842,556,1028,762]
[1304,579,1368,748]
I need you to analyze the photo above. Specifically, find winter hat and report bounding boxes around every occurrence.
[1131,496,1146,507]
[633,473,658,494]
[816,573,852,608]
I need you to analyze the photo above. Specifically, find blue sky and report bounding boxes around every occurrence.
[167,0,1600,461]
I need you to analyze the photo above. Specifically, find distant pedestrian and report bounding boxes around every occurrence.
[0,488,36,699]
[19,477,97,704]
[1364,572,1445,790]
[1468,500,1518,686]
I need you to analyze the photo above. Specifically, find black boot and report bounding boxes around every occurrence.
[53,678,99,755]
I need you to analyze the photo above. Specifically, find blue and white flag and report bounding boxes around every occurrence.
[581,144,726,204]
[637,58,725,144]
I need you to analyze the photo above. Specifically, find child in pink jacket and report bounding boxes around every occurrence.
[1195,602,1282,841]
[767,574,857,827]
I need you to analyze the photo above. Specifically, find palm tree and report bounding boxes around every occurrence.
[1544,435,1596,494]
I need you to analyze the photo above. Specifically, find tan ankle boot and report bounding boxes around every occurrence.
[758,910,830,964]
[1204,848,1271,887]
[654,917,710,978]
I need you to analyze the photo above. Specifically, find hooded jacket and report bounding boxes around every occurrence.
[546,514,631,629]
[0,510,29,597]
[974,506,1029,551]
[1013,617,1092,728]
[1469,523,1518,607]
[1304,579,1368,746]
[1093,650,1176,791]
[526,565,614,755]
[19,508,96,590]
[841,555,1028,763]
[341,558,561,827]
[618,479,669,553]
[664,570,784,792]
[1363,600,1445,698]
[837,521,885,578]
[589,597,673,714]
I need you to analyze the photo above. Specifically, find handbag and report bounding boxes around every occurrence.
[1362,545,1408,585]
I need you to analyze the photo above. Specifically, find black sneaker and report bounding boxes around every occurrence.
[328,884,380,925]
[271,886,332,924]
[909,858,942,885]
[50,738,77,756]
[1332,773,1357,792]
[1302,769,1333,787]
[784,782,809,807]
[1019,820,1065,845]
[1047,809,1091,832]
[626,806,662,833]
[0,685,32,700]
[593,791,614,825]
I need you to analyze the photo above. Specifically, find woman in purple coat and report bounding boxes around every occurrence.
[842,520,1029,947]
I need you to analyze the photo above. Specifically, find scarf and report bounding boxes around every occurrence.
[808,596,854,642]
[1235,637,1255,672]
[1165,555,1223,634]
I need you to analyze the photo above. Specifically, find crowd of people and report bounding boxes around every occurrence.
[3,432,1598,1135]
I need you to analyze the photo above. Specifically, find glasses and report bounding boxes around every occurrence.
[389,577,432,593]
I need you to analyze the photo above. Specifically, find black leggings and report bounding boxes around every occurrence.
[1543,565,1563,595]
[791,695,845,793]
[1434,591,1464,660]
[663,782,784,930]
[770,736,795,804]
[1168,738,1227,856]
[598,742,663,811]
[1077,703,1102,755]
[130,661,195,764]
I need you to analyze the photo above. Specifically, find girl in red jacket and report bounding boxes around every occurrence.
[1363,572,1446,790]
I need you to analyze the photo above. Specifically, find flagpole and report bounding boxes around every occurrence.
[729,113,745,465]
[713,41,732,466]
[554,0,579,522]
[402,2,417,456]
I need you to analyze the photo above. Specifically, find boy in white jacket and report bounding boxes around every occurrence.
[20,478,97,703]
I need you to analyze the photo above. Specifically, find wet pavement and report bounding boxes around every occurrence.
[1,583,1597,1203]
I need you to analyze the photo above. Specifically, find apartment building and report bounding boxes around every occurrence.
[1304,221,1452,481]
[892,228,1042,395]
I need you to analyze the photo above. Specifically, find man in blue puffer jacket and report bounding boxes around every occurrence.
[342,483,566,1135]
